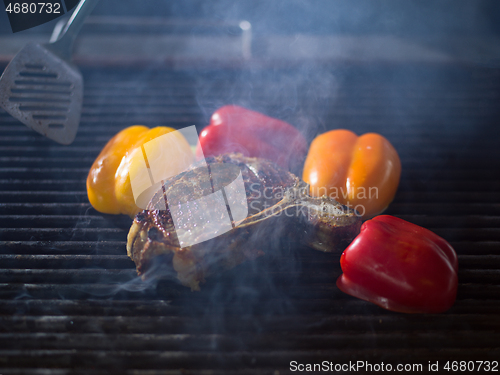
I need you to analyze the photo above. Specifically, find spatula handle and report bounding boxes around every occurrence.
[49,0,100,60]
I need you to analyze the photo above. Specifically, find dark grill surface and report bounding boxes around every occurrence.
[0,64,499,374]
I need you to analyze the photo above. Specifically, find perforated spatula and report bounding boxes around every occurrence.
[0,0,99,145]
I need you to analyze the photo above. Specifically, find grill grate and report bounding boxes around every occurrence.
[0,65,499,373]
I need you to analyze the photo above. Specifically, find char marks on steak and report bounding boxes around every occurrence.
[127,153,361,290]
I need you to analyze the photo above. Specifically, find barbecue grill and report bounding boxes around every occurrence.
[1,2,500,374]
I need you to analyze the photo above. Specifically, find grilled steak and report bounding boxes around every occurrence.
[127,153,361,290]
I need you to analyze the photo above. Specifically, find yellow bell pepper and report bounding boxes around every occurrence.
[302,129,401,218]
[87,125,192,217]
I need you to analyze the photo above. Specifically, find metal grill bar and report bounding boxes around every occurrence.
[0,65,499,372]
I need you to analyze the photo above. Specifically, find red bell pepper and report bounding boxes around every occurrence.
[196,105,308,172]
[337,215,458,313]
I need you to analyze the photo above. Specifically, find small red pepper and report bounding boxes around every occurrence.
[337,215,458,313]
[196,105,308,172]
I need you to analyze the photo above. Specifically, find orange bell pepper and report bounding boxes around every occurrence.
[86,125,192,217]
[302,129,401,218]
